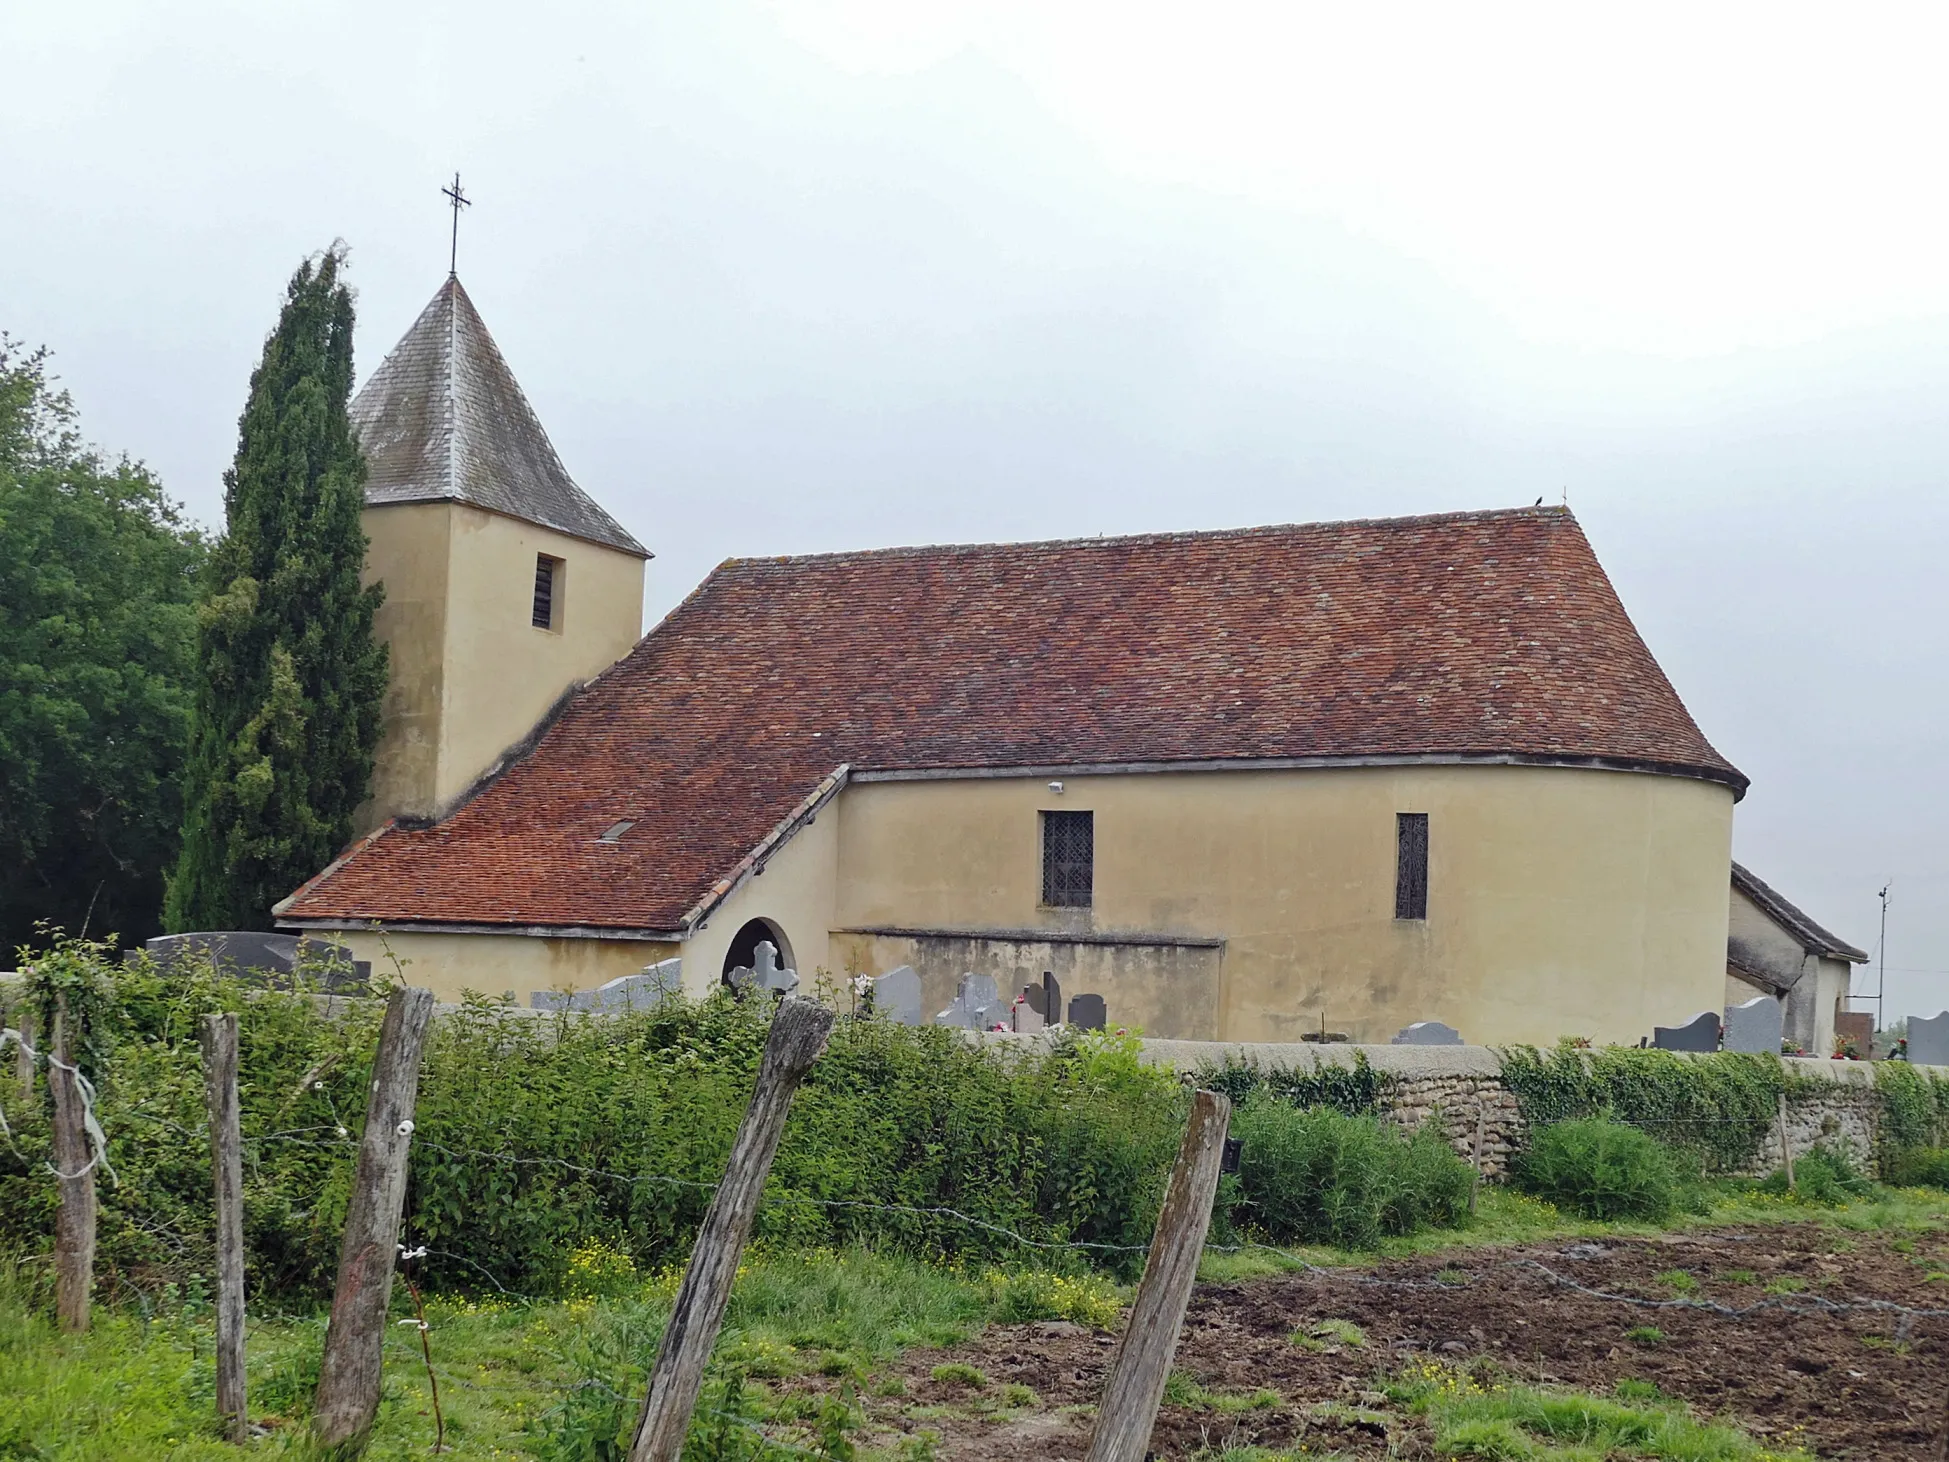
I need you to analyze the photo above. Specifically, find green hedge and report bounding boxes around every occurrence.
[0,939,1190,1303]
[1497,1042,1795,1174]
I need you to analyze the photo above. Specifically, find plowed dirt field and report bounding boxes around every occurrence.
[779,1225,1949,1459]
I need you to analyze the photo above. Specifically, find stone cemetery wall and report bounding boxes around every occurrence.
[1129,1039,1905,1180]
[1381,1069,1526,1178]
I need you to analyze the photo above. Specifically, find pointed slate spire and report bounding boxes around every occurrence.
[350,277,647,557]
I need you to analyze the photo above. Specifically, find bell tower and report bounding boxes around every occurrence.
[348,275,649,832]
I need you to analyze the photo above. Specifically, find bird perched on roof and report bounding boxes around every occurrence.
[1534,496,1543,505]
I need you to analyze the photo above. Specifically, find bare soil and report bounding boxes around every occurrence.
[786,1226,1949,1459]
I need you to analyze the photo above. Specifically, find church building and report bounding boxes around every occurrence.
[277,274,1749,1047]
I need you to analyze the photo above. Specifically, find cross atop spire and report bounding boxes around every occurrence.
[441,172,470,277]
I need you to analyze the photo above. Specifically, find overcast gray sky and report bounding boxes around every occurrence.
[5,1,1943,1020]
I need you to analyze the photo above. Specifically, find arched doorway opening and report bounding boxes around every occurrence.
[720,918,794,991]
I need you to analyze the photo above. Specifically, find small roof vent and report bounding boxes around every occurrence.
[598,819,635,844]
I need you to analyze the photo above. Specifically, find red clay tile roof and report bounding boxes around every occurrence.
[279,507,1743,934]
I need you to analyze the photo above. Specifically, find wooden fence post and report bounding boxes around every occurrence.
[1083,1088,1233,1462]
[627,995,836,1462]
[1776,1092,1796,1195]
[201,1013,248,1443]
[312,986,436,1454]
[49,993,97,1333]
[1468,1097,1488,1215]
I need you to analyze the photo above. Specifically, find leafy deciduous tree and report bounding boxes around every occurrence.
[0,338,205,955]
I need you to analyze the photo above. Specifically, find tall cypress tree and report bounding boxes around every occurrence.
[166,247,387,931]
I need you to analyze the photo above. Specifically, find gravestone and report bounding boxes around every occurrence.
[1907,1011,1949,1068]
[934,973,1007,1030]
[726,941,798,1000]
[1391,1021,1464,1046]
[1024,971,1064,1025]
[1722,994,1783,1054]
[146,931,370,993]
[1652,1011,1720,1053]
[531,957,683,1012]
[1833,1009,1874,1056]
[870,967,923,1026]
[1066,993,1107,1031]
[1012,994,1044,1034]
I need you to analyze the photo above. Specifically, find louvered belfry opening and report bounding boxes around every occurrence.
[1041,810,1094,908]
[1396,811,1429,920]
[532,554,558,629]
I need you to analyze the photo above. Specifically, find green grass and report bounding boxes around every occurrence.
[0,1248,1072,1460]
[1387,1362,1814,1461]
[1198,1179,1949,1282]
[1162,1368,1282,1413]
[1290,1317,1366,1350]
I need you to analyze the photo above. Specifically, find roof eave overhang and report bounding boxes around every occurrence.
[362,492,653,560]
[275,916,687,942]
[851,749,1749,799]
[678,764,852,937]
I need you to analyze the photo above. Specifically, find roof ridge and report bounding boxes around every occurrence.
[718,504,1576,572]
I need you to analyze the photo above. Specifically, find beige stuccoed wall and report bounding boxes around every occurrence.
[355,501,646,832]
[437,505,644,810]
[832,764,1735,1046]
[329,928,678,1005]
[357,503,452,831]
[678,806,840,1000]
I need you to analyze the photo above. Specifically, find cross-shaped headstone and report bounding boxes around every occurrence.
[726,940,798,999]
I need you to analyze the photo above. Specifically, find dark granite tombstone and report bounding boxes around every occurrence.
[145,931,370,993]
[1066,993,1107,1031]
[1651,1011,1720,1053]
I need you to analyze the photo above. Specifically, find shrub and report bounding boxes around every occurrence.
[1759,1144,1874,1205]
[1498,1043,1789,1174]
[1882,1145,1949,1189]
[1513,1118,1681,1221]
[1228,1095,1473,1248]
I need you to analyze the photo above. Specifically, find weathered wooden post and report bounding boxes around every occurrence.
[201,1013,248,1442]
[1083,1088,1232,1462]
[1776,1092,1796,1195]
[49,993,97,1333]
[627,995,835,1462]
[1468,1096,1489,1215]
[312,986,436,1454]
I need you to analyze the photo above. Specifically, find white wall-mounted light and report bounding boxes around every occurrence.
[1048,780,1064,794]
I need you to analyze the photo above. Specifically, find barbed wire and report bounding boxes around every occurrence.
[0,1024,116,1183]
[245,1131,1949,1325]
